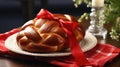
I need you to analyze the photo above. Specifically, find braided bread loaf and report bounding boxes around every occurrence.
[16,14,85,53]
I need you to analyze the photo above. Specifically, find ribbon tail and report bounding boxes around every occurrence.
[68,32,89,66]
[59,22,89,66]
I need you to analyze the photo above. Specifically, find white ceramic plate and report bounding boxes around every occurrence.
[5,32,97,57]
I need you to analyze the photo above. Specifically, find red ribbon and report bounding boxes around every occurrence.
[36,9,89,66]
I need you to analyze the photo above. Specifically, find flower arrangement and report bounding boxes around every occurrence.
[73,0,120,41]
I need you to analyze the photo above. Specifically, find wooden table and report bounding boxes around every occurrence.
[0,20,120,67]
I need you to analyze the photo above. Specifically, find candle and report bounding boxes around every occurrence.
[92,0,104,7]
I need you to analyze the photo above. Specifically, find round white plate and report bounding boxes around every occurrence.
[5,32,97,57]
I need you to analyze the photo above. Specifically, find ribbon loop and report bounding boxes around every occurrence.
[36,9,54,19]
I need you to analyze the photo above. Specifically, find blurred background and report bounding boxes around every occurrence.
[0,0,90,33]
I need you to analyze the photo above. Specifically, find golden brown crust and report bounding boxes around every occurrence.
[16,14,85,53]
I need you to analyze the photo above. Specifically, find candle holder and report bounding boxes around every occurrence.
[86,7,107,39]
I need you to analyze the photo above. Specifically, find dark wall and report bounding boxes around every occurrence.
[0,0,90,33]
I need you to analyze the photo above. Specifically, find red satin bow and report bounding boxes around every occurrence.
[36,9,89,66]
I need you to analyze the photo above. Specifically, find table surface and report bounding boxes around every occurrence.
[0,20,120,67]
